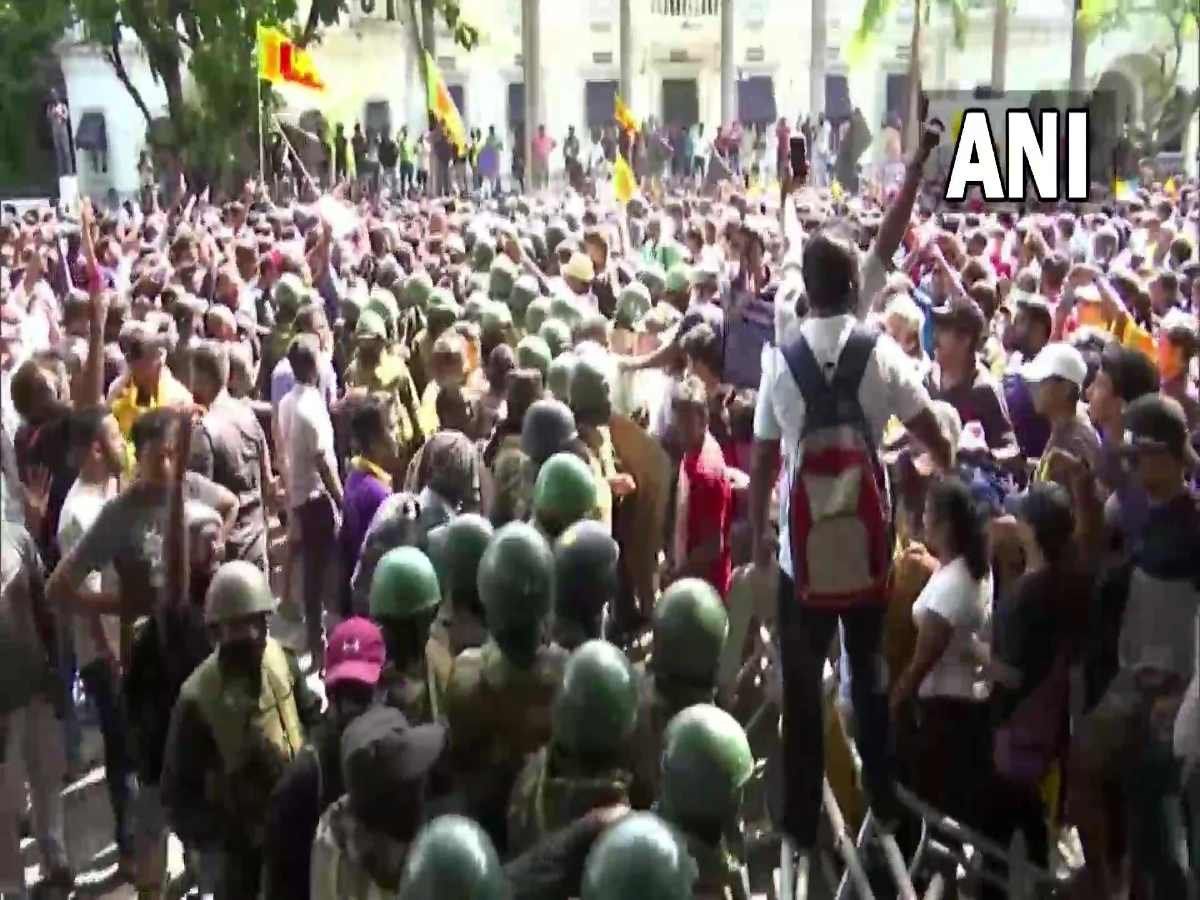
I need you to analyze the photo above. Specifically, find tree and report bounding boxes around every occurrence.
[851,0,968,151]
[1082,0,1200,159]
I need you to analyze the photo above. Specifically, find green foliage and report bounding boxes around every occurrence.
[851,0,969,61]
[0,0,74,183]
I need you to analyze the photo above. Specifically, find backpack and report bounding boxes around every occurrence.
[781,325,890,609]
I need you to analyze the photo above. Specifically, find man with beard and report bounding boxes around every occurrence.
[160,560,321,898]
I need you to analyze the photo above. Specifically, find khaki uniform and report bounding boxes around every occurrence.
[344,351,423,463]
[627,669,716,809]
[506,745,632,856]
[380,654,443,725]
[490,439,534,528]
[680,830,750,900]
[445,639,567,848]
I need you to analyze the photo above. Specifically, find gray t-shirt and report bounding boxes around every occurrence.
[60,473,227,620]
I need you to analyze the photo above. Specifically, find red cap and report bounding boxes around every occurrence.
[325,617,386,688]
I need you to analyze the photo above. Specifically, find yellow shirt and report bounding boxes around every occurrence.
[110,370,193,438]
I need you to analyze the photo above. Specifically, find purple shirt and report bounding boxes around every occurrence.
[1003,373,1050,460]
[339,467,392,610]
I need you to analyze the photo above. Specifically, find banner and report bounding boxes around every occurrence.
[257,24,326,91]
[424,52,467,155]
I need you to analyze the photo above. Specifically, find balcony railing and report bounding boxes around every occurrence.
[652,0,720,16]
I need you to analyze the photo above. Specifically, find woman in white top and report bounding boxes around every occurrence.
[891,475,994,825]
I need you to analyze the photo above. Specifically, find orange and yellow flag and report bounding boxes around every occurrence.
[615,96,639,135]
[614,152,636,204]
[257,24,326,91]
[424,52,467,155]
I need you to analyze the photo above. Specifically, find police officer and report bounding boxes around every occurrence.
[492,398,577,528]
[399,815,507,900]
[426,513,492,669]
[659,704,754,900]
[629,577,729,807]
[161,560,320,897]
[368,546,443,724]
[444,521,567,853]
[551,520,619,650]
[532,451,598,539]
[580,812,698,900]
[508,640,638,854]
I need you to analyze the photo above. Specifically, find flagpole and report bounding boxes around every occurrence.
[256,54,265,186]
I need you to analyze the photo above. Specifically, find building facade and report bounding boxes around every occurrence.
[56,0,1200,198]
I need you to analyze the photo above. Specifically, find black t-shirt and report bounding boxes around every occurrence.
[379,137,398,168]
[14,414,76,568]
[352,133,367,165]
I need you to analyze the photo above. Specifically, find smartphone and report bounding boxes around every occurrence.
[789,136,809,184]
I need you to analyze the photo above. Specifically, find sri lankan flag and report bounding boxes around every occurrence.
[257,24,326,91]
[615,96,639,135]
[424,52,467,155]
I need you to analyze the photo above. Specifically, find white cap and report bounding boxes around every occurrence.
[1022,342,1088,387]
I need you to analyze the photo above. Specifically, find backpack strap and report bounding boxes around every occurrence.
[780,325,879,444]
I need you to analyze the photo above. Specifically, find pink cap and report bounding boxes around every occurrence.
[325,617,386,687]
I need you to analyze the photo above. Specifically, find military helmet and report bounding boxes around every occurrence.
[367,287,400,333]
[508,275,540,326]
[355,308,388,341]
[614,282,652,331]
[524,297,552,335]
[665,263,692,296]
[553,520,619,620]
[652,578,729,684]
[659,241,686,271]
[581,812,697,900]
[553,640,638,758]
[426,289,461,332]
[549,293,584,329]
[546,351,578,402]
[399,814,506,900]
[489,256,518,301]
[205,560,277,625]
[463,292,489,323]
[569,350,612,424]
[429,514,493,604]
[533,452,597,536]
[660,704,754,826]
[480,302,513,342]
[369,546,442,621]
[402,271,434,311]
[538,318,573,359]
[520,398,577,466]
[516,335,552,377]
[472,237,496,273]
[636,263,667,298]
[273,273,307,319]
[477,522,555,634]
[468,272,489,297]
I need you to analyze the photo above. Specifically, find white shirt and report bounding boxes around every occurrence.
[281,382,337,509]
[911,557,992,699]
[57,477,121,666]
[753,311,930,577]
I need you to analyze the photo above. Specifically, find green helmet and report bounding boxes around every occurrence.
[472,238,496,273]
[533,452,597,536]
[205,560,277,625]
[614,282,652,331]
[367,287,400,333]
[569,350,612,425]
[508,275,540,326]
[520,398,577,466]
[477,521,554,635]
[581,813,697,900]
[463,291,489,323]
[355,308,388,340]
[480,302,513,343]
[659,241,686,271]
[538,318,573,359]
[369,547,442,621]
[468,272,490,297]
[660,704,754,826]
[489,257,518,301]
[553,640,638,758]
[429,514,493,604]
[553,520,619,625]
[665,263,692,296]
[546,351,577,402]
[273,273,307,320]
[524,297,552,334]
[427,289,461,333]
[403,271,434,311]
[549,293,584,329]
[516,335,552,377]
[399,815,506,900]
[651,579,729,685]
[637,263,667,298]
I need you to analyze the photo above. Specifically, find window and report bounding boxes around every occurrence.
[738,77,777,126]
[825,74,851,122]
[886,73,909,127]
[75,111,108,174]
[364,100,392,137]
[586,80,619,130]
[448,84,466,122]
[508,82,525,130]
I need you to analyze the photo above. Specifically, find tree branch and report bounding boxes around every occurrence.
[300,0,323,46]
[104,24,154,127]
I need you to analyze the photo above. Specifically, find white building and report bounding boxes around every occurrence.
[56,0,1199,198]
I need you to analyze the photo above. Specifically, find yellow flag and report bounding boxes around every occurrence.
[1165,176,1178,197]
[831,179,844,201]
[424,52,467,155]
[257,24,287,83]
[614,153,636,204]
[615,96,639,135]
[257,23,325,91]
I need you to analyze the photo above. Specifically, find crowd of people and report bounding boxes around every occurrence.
[0,115,1197,900]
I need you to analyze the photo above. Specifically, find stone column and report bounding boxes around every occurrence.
[523,0,541,179]
[720,0,736,126]
[991,0,1009,93]
[620,0,633,103]
[809,0,827,117]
